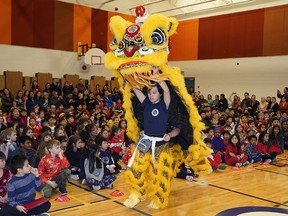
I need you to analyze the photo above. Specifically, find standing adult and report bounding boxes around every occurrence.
[218,94,228,112]
[277,87,288,102]
[241,92,251,110]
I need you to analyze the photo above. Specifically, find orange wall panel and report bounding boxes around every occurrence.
[199,9,264,59]
[0,0,11,44]
[228,9,264,58]
[33,0,55,49]
[73,5,92,52]
[169,19,199,61]
[54,1,73,51]
[198,15,230,59]
[11,0,34,47]
[91,9,108,53]
[263,5,288,56]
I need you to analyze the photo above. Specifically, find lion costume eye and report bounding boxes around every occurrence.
[118,40,126,50]
[151,28,166,45]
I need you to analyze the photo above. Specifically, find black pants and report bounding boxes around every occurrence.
[0,201,51,216]
[261,152,278,161]
[111,153,122,170]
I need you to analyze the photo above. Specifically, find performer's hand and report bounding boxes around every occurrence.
[152,67,159,75]
[163,133,171,142]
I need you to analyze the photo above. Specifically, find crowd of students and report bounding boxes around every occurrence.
[195,89,288,170]
[0,79,128,215]
[0,79,287,214]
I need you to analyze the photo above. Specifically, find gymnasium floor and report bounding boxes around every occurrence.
[45,151,288,216]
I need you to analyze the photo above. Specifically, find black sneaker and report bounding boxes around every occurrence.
[59,187,68,195]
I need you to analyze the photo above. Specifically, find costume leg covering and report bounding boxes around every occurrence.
[170,144,183,177]
[124,150,151,208]
[148,144,174,209]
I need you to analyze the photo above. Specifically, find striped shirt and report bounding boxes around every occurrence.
[7,173,42,207]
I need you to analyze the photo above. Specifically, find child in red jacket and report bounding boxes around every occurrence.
[38,139,71,198]
[109,127,124,170]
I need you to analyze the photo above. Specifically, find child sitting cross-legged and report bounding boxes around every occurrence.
[38,139,71,198]
[0,154,51,215]
[96,136,120,176]
[84,144,116,191]
[204,138,226,170]
[244,135,262,164]
[225,134,249,167]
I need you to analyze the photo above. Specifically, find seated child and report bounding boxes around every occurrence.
[211,127,225,159]
[176,162,198,181]
[244,135,262,164]
[108,127,124,170]
[38,139,71,198]
[0,128,18,165]
[64,135,84,180]
[56,136,68,151]
[96,136,120,175]
[225,134,249,167]
[80,138,96,184]
[122,141,134,168]
[34,135,51,168]
[28,116,42,140]
[0,152,12,207]
[257,132,274,163]
[0,155,51,215]
[204,138,226,170]
[222,131,231,149]
[84,144,116,190]
[12,135,36,167]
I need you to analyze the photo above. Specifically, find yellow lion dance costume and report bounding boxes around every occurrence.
[105,7,212,209]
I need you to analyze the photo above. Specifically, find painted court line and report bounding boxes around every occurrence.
[49,204,84,213]
[254,167,288,176]
[113,200,152,216]
[90,199,109,204]
[205,183,288,207]
[68,180,111,200]
[67,194,92,206]
[68,181,92,192]
[68,181,152,215]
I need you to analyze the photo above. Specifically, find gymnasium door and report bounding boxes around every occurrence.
[184,77,195,92]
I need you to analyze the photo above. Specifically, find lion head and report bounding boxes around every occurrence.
[105,13,178,89]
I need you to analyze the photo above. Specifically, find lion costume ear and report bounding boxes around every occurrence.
[167,17,178,37]
[109,16,132,43]
[141,14,179,50]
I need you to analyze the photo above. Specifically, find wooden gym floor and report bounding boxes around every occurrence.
[43,151,288,216]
